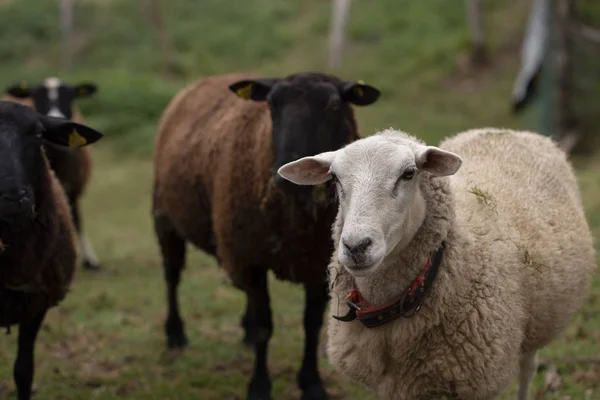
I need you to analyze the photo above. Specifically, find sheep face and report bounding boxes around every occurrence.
[0,101,102,232]
[278,131,462,277]
[229,73,380,194]
[5,77,97,119]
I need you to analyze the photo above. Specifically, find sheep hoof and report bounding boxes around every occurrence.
[167,333,189,349]
[247,393,272,400]
[82,260,101,271]
[301,385,328,400]
[247,377,272,400]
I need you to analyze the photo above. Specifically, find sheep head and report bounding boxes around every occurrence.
[278,129,462,277]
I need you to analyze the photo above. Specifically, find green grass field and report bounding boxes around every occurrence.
[0,0,599,399]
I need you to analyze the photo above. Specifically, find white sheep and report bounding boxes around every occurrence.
[277,128,596,400]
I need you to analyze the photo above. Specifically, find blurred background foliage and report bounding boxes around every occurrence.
[0,0,551,157]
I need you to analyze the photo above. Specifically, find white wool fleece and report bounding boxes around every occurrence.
[278,128,596,400]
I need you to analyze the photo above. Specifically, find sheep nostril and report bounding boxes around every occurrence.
[343,237,373,255]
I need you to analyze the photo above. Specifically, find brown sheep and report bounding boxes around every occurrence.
[0,101,103,400]
[3,77,100,270]
[152,72,380,400]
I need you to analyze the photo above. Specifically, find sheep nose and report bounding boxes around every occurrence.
[0,187,34,227]
[0,188,30,204]
[343,237,373,256]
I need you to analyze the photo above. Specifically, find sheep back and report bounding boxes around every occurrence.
[153,73,341,287]
[441,128,596,351]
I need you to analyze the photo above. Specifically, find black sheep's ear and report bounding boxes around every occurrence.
[74,83,98,98]
[229,78,279,101]
[38,115,104,148]
[339,80,380,106]
[5,81,32,98]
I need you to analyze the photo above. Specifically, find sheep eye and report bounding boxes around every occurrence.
[400,167,416,181]
[329,98,341,111]
[34,121,44,138]
[331,173,341,187]
[330,172,345,196]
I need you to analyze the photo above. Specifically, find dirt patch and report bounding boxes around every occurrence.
[572,366,600,388]
[78,359,124,387]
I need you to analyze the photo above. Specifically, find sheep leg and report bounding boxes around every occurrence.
[298,282,329,400]
[154,213,188,349]
[517,351,538,400]
[246,268,273,400]
[69,196,100,270]
[241,296,258,346]
[14,309,47,400]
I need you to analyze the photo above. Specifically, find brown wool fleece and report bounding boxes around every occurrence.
[153,73,360,288]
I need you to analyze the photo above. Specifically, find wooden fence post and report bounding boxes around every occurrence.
[60,0,75,70]
[329,0,351,69]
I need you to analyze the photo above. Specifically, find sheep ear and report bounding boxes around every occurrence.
[415,146,462,177]
[339,80,380,106]
[5,82,31,98]
[229,78,279,101]
[74,83,97,98]
[39,115,104,148]
[277,151,338,185]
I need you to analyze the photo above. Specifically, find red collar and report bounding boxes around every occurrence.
[333,241,446,328]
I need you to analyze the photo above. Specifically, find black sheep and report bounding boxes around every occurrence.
[0,101,103,400]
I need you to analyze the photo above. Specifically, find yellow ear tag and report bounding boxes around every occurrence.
[236,83,254,100]
[19,81,28,89]
[68,130,87,147]
[358,80,365,84]
[353,86,364,97]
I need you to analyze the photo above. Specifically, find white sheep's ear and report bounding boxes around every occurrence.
[277,151,338,185]
[415,146,462,177]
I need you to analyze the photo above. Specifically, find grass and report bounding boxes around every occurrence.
[1,145,599,400]
[467,185,497,208]
[0,0,599,398]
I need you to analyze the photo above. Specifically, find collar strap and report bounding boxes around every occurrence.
[333,241,446,328]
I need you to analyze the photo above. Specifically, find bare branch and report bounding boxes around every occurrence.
[538,357,600,369]
[145,0,183,77]
[571,22,600,45]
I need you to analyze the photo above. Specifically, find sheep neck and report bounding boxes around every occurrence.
[353,175,454,305]
[0,155,57,268]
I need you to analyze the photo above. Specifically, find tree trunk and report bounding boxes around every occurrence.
[465,0,488,65]
[554,0,574,148]
[329,0,351,69]
[60,0,75,70]
[145,0,183,77]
